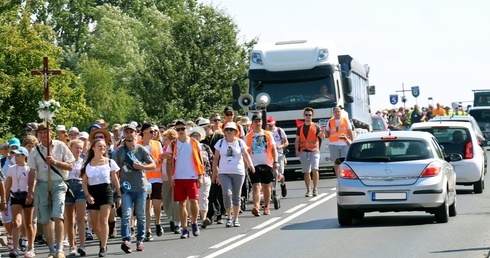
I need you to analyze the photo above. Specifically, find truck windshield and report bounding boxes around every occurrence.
[249,77,336,111]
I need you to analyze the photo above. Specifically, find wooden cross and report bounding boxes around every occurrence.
[31,56,62,202]
[31,56,62,101]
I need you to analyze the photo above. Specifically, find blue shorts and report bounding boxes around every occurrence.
[65,179,86,205]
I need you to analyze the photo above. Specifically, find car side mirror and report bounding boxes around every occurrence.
[335,157,346,165]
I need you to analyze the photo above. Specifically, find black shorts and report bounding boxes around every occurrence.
[146,183,163,200]
[249,165,273,184]
[87,183,113,210]
[10,192,33,208]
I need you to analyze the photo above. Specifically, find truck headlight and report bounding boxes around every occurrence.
[318,49,328,61]
[252,53,263,65]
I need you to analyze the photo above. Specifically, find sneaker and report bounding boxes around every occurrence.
[263,206,270,215]
[233,219,241,227]
[36,235,47,246]
[144,231,153,241]
[54,250,65,258]
[191,222,200,236]
[169,221,176,232]
[77,246,86,257]
[120,241,132,254]
[313,188,318,196]
[225,217,233,228]
[305,190,312,197]
[136,241,144,251]
[216,219,223,224]
[47,253,55,258]
[251,207,261,217]
[20,237,27,252]
[156,224,163,236]
[69,247,77,255]
[8,235,13,250]
[180,229,189,239]
[9,249,19,258]
[63,239,69,247]
[174,225,182,234]
[201,218,212,229]
[281,183,287,197]
[98,247,106,257]
[85,232,93,241]
[24,249,36,258]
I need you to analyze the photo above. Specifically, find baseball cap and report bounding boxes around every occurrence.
[10,147,29,157]
[174,119,186,127]
[224,106,234,113]
[123,124,137,132]
[69,127,80,133]
[8,138,21,147]
[79,132,89,139]
[267,116,276,125]
[251,114,262,121]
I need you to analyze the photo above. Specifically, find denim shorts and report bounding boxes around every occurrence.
[65,180,86,205]
[35,180,67,224]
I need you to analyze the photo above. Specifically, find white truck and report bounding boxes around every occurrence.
[234,40,373,177]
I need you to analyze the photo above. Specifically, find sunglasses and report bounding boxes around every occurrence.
[148,130,156,134]
[95,135,105,139]
[253,120,262,123]
[304,114,312,117]
[225,113,234,116]
[224,128,235,132]
[175,127,186,132]
[212,119,221,122]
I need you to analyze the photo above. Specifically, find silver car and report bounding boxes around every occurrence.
[336,131,461,226]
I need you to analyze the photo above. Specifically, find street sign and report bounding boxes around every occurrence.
[390,94,398,105]
[411,86,420,98]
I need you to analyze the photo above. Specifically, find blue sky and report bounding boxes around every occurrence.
[202,0,490,112]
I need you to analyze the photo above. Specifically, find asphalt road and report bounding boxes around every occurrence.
[2,174,490,258]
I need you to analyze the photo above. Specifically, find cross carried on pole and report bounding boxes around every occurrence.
[31,56,62,102]
[30,56,62,205]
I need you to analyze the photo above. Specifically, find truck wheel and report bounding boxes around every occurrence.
[337,203,353,226]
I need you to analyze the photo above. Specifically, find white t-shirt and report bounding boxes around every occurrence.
[249,132,275,166]
[214,138,247,175]
[8,165,30,192]
[85,159,120,186]
[67,159,83,180]
[271,127,287,154]
[166,139,199,180]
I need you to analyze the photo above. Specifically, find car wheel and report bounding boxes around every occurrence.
[435,193,449,223]
[449,195,457,217]
[337,203,353,226]
[352,210,365,220]
[474,175,484,194]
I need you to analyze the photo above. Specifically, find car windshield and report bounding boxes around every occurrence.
[372,117,386,131]
[346,139,432,162]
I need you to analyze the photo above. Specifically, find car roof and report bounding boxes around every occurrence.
[428,115,473,122]
[410,121,473,130]
[353,130,434,143]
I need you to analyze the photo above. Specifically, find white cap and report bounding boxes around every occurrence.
[56,125,67,131]
[79,131,89,139]
[69,127,79,133]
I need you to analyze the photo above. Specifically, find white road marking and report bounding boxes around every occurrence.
[330,187,336,191]
[209,234,246,249]
[284,203,307,214]
[204,193,336,258]
[252,217,282,229]
[309,192,328,201]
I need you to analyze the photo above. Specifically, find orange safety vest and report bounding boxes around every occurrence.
[328,117,349,143]
[298,123,319,152]
[245,130,274,163]
[171,138,204,176]
[138,140,162,181]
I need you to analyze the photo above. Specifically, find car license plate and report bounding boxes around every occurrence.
[372,192,407,200]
